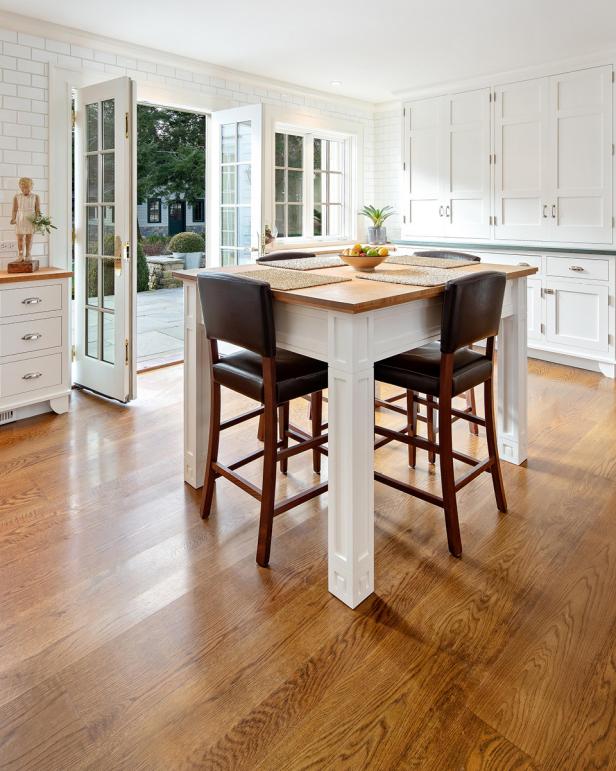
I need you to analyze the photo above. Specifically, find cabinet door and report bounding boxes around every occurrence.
[548,66,613,244]
[527,277,544,343]
[402,96,444,237]
[545,279,609,352]
[494,77,552,241]
[442,88,491,239]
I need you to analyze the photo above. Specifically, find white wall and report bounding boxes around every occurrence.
[372,106,403,240]
[0,15,379,269]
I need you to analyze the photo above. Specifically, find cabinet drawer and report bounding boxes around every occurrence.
[0,353,62,398]
[546,256,609,281]
[0,283,63,318]
[0,315,62,357]
[481,253,542,271]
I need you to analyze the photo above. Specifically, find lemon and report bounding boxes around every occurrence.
[353,243,363,252]
[378,247,389,257]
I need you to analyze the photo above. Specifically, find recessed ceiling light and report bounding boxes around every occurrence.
[330,80,342,87]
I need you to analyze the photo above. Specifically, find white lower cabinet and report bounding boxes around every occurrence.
[527,277,544,343]
[544,279,609,353]
[0,272,72,423]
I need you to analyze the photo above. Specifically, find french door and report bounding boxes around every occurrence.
[74,76,136,402]
[209,104,262,266]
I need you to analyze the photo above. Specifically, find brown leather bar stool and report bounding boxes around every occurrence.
[376,249,482,455]
[374,271,508,557]
[256,250,326,467]
[198,272,328,567]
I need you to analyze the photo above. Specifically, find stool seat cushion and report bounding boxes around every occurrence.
[375,341,492,397]
[213,347,328,404]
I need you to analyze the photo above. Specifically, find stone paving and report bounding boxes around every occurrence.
[137,287,184,367]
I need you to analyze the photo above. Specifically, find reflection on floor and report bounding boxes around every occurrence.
[137,287,183,369]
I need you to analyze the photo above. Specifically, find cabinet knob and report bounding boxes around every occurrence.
[22,332,43,341]
[569,265,584,272]
[22,372,43,380]
[22,297,42,305]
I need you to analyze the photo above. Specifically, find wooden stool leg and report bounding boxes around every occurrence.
[311,392,323,473]
[257,413,265,442]
[279,403,289,474]
[407,389,417,468]
[484,377,508,513]
[257,399,278,567]
[438,390,462,557]
[427,395,436,465]
[200,382,221,519]
[466,389,479,435]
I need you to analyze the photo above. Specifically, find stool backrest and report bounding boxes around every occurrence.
[198,272,276,357]
[414,250,481,262]
[256,250,316,263]
[440,271,506,353]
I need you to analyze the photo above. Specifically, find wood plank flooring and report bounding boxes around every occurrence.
[0,359,615,769]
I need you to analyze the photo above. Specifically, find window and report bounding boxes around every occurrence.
[147,198,161,223]
[220,121,252,266]
[192,198,205,223]
[313,138,344,238]
[274,130,349,241]
[275,133,304,238]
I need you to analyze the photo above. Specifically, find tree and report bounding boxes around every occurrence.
[137,105,205,208]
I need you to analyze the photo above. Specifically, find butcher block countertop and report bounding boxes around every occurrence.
[0,267,73,285]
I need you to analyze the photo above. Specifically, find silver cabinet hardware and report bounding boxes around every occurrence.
[22,297,42,305]
[543,205,548,218]
[551,204,557,218]
[439,205,444,217]
[518,262,530,266]
[569,265,585,272]
[22,333,42,341]
[22,372,42,380]
[445,205,451,218]
[544,288,555,294]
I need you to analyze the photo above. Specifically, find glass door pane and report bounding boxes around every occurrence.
[219,120,252,266]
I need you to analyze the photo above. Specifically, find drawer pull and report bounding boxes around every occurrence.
[544,288,555,295]
[22,332,43,341]
[22,297,42,305]
[569,265,585,272]
[518,262,530,266]
[22,372,43,380]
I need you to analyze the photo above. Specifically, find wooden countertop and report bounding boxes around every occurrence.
[0,266,73,285]
[173,262,537,314]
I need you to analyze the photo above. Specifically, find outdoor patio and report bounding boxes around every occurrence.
[137,287,183,368]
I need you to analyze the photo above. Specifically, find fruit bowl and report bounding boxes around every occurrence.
[339,245,389,272]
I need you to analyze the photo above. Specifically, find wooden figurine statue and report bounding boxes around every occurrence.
[10,177,40,261]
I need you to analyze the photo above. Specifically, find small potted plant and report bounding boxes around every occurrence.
[359,205,395,245]
[169,231,205,269]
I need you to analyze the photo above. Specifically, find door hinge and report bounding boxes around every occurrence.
[125,338,129,365]
[71,344,76,362]
[71,108,76,128]
[71,228,76,245]
[125,112,129,139]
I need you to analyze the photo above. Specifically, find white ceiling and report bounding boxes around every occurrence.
[2,0,616,102]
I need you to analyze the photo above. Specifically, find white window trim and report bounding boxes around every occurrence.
[272,122,357,247]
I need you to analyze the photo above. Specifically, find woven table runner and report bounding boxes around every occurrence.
[356,266,468,287]
[261,255,345,270]
[240,267,351,290]
[385,253,477,268]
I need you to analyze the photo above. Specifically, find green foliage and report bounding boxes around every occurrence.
[137,241,149,292]
[359,205,395,227]
[169,231,205,253]
[142,234,171,257]
[137,105,205,206]
[30,213,57,235]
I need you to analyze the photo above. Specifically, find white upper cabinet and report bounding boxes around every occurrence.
[548,66,613,244]
[402,88,491,239]
[494,65,613,244]
[442,89,492,239]
[494,77,551,241]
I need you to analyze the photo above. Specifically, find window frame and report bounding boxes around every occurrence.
[192,198,205,223]
[147,197,162,224]
[272,124,354,245]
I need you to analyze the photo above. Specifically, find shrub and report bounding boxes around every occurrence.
[137,241,149,292]
[169,231,205,253]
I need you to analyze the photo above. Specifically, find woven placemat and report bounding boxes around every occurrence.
[385,253,477,268]
[240,267,351,290]
[356,267,468,287]
[262,255,345,271]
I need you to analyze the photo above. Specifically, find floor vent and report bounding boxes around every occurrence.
[0,410,15,425]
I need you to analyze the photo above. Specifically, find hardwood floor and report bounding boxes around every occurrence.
[0,359,615,769]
